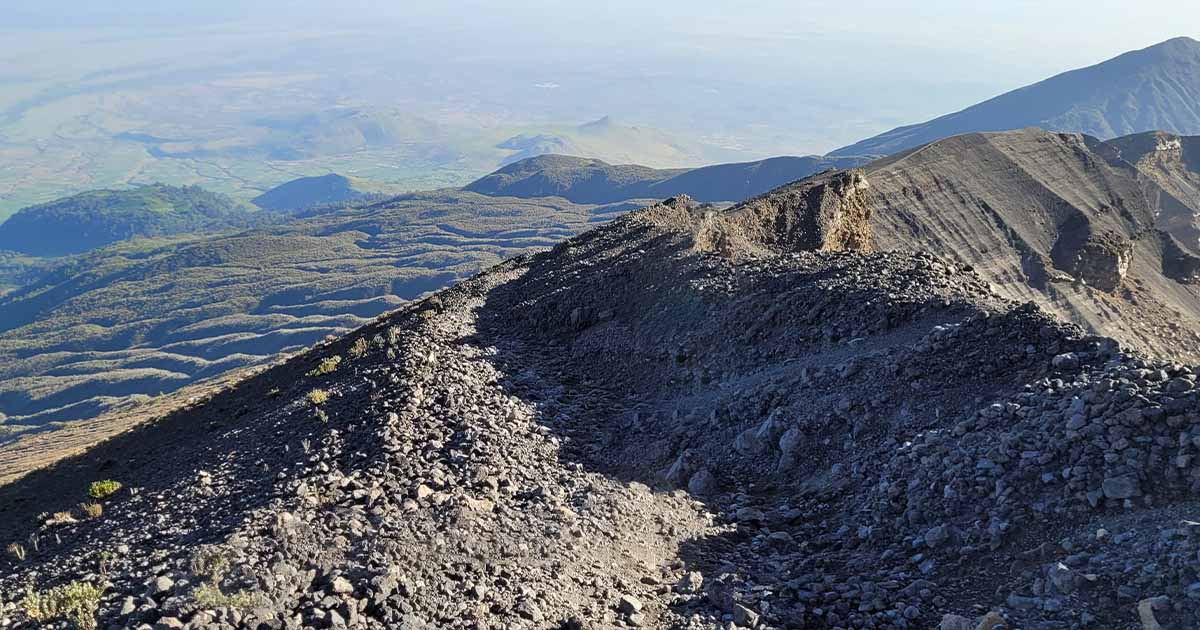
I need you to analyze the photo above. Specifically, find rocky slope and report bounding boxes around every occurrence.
[2,194,1199,629]
[832,37,1200,158]
[1102,131,1200,249]
[747,128,1200,363]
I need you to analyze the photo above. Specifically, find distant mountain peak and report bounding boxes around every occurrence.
[831,37,1200,158]
[578,115,616,133]
[251,173,397,213]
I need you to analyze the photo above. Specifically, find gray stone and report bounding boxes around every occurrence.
[924,525,949,548]
[516,599,544,621]
[688,468,718,496]
[778,427,803,456]
[938,614,975,630]
[1103,476,1139,500]
[732,603,760,627]
[330,576,354,595]
[152,576,175,595]
[676,571,704,594]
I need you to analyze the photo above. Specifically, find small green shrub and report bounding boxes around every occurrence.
[79,503,103,519]
[306,355,341,377]
[21,580,104,630]
[348,337,369,359]
[87,480,122,500]
[6,542,25,561]
[189,546,262,610]
[96,551,113,576]
[306,389,329,406]
[192,581,264,610]
[387,326,401,346]
[189,546,230,582]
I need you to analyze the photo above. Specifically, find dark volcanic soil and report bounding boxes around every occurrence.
[1,197,1199,630]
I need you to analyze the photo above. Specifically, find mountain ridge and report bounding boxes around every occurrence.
[831,36,1200,158]
[465,153,869,204]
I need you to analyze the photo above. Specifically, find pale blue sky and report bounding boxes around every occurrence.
[1,0,1197,153]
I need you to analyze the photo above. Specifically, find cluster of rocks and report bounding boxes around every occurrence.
[1,197,1197,629]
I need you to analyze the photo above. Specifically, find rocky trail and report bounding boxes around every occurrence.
[2,197,1200,630]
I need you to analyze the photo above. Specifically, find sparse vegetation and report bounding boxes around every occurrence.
[6,542,25,561]
[47,511,78,526]
[20,580,104,630]
[192,581,265,610]
[188,546,263,610]
[314,408,329,423]
[79,503,103,519]
[87,480,122,500]
[96,551,113,576]
[387,325,401,346]
[307,389,330,406]
[189,546,230,581]
[307,355,342,377]
[348,337,369,359]
[126,393,153,407]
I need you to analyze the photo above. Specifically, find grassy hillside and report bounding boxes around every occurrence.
[0,191,619,437]
[0,184,266,256]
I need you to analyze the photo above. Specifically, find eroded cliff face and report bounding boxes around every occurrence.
[859,130,1200,361]
[662,129,1200,361]
[1049,223,1134,293]
[691,170,872,257]
[1103,131,1200,254]
[698,129,1200,362]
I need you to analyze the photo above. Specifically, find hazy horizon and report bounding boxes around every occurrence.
[0,0,1196,215]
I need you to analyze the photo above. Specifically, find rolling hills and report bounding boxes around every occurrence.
[0,184,267,257]
[0,191,622,436]
[832,37,1200,158]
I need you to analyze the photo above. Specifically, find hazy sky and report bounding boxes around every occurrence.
[1,0,1198,154]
